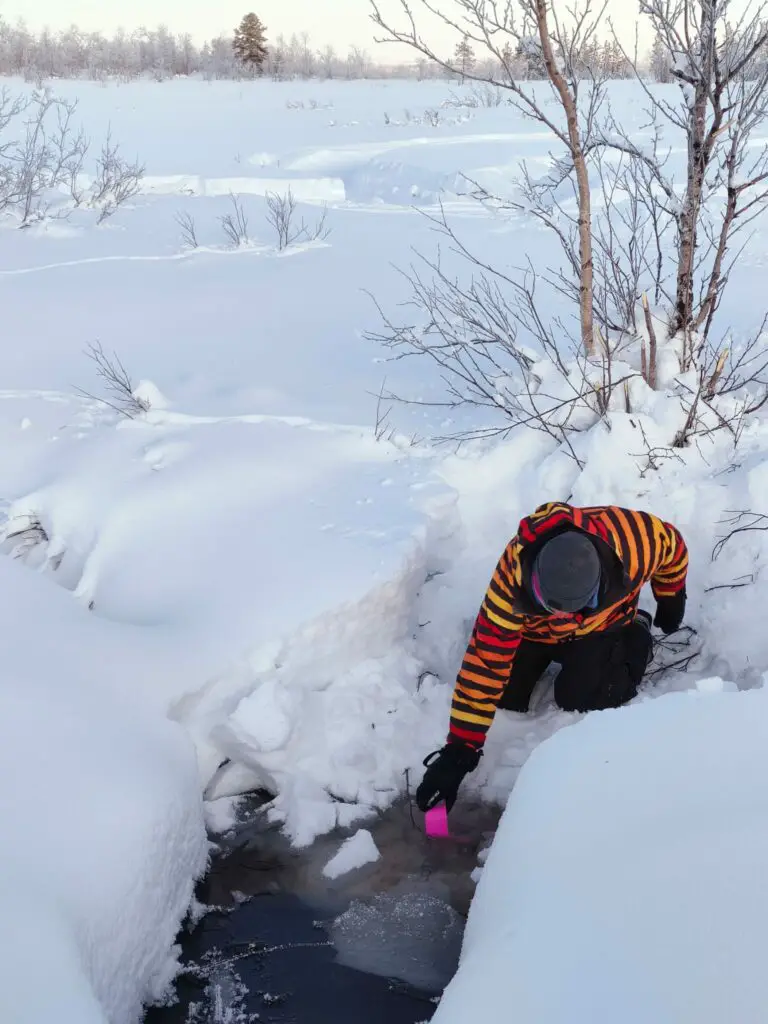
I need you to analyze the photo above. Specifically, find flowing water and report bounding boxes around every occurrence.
[145,796,502,1023]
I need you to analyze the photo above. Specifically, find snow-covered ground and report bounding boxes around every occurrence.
[3,75,768,1020]
[437,680,768,1024]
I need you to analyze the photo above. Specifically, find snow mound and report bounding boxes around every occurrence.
[0,556,207,1023]
[436,683,768,1024]
[323,829,381,879]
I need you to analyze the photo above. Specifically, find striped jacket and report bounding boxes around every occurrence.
[449,502,688,748]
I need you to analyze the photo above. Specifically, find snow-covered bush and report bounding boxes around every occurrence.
[88,129,144,224]
[265,188,330,250]
[0,86,142,225]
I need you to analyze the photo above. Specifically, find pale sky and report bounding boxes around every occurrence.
[0,0,652,54]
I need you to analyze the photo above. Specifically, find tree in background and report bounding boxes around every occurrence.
[649,29,673,82]
[232,13,268,75]
[0,14,703,85]
[454,36,476,81]
[515,34,548,79]
[600,38,632,78]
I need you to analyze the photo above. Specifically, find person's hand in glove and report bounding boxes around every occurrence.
[415,742,482,813]
[654,589,686,635]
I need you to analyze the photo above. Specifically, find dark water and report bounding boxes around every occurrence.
[145,796,501,1023]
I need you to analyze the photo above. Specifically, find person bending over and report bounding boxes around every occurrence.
[416,501,688,813]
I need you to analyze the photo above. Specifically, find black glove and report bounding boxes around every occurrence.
[415,742,482,813]
[654,589,686,635]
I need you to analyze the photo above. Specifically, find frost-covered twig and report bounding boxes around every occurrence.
[89,128,144,223]
[647,625,700,678]
[712,510,768,561]
[220,193,250,247]
[1,514,49,561]
[704,574,755,593]
[175,210,199,248]
[366,205,633,461]
[265,188,330,251]
[75,341,150,418]
[372,377,395,443]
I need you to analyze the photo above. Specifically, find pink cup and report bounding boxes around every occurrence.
[425,803,452,838]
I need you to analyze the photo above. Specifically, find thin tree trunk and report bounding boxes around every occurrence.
[695,132,740,339]
[697,186,737,340]
[534,0,595,356]
[672,1,722,346]
[673,86,708,341]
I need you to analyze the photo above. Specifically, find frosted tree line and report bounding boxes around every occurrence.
[0,21,388,82]
[0,17,729,84]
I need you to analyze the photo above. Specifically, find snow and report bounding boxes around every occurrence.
[3,73,768,1018]
[323,829,381,879]
[435,680,768,1024]
[0,555,207,1023]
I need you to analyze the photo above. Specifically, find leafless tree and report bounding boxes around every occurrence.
[220,193,250,247]
[175,210,199,248]
[608,0,768,357]
[40,94,89,209]
[0,90,91,224]
[89,129,144,223]
[265,188,330,250]
[370,0,616,357]
[75,341,150,418]
[365,205,639,460]
[0,88,143,228]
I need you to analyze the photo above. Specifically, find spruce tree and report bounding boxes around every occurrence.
[233,13,268,75]
[454,36,476,81]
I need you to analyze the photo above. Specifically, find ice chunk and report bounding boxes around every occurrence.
[323,828,381,879]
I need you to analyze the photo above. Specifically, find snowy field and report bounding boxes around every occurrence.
[3,75,768,1021]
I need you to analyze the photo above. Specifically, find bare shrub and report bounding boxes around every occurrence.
[671,319,768,448]
[76,341,150,418]
[0,89,89,225]
[265,188,331,250]
[89,129,144,223]
[443,84,506,109]
[365,206,637,462]
[1,513,49,561]
[220,193,250,246]
[175,210,199,248]
[0,89,141,226]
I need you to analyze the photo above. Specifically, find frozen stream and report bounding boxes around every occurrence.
[146,796,501,1022]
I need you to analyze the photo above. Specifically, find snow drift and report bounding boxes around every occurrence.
[436,679,768,1024]
[0,555,207,1023]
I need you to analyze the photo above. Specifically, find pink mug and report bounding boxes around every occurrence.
[425,802,451,838]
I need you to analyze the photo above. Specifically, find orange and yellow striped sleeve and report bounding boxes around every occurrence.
[448,543,525,748]
[648,515,689,598]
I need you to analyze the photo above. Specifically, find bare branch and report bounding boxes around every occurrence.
[175,210,199,249]
[265,188,331,250]
[75,341,150,419]
[220,193,250,247]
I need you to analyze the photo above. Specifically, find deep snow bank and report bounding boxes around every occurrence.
[0,555,207,1023]
[1,400,460,844]
[436,679,768,1024]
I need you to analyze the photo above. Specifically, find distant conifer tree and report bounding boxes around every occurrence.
[233,13,268,75]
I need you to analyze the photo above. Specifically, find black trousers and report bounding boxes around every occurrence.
[498,619,653,714]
